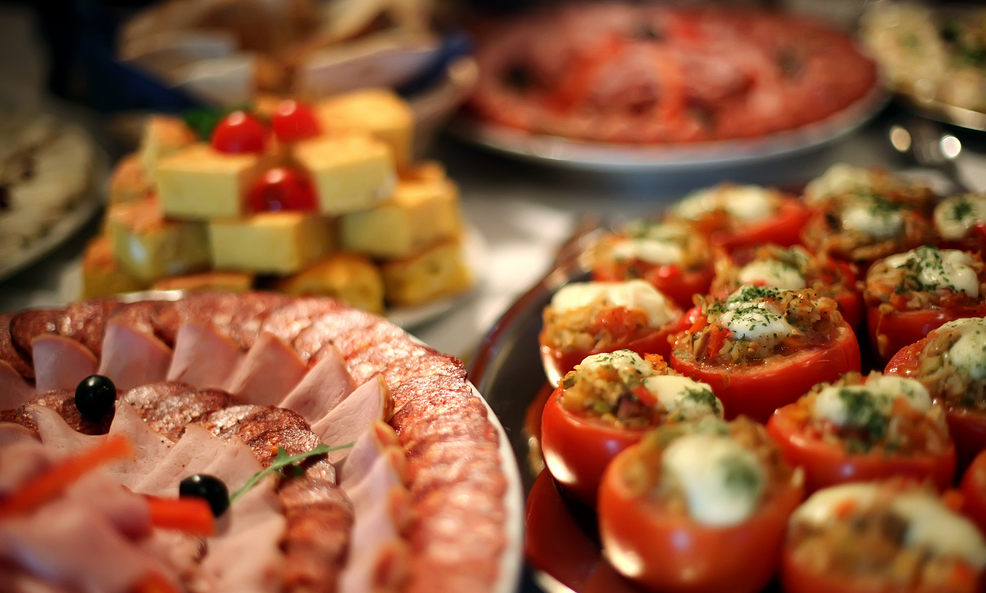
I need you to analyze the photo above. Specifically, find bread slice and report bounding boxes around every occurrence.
[152,271,255,293]
[82,235,147,298]
[381,239,472,308]
[274,252,385,314]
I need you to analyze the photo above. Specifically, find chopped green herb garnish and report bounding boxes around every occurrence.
[229,443,353,505]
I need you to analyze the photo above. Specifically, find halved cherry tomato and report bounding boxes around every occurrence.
[767,401,956,493]
[961,449,986,535]
[598,442,803,593]
[868,304,986,363]
[593,262,714,311]
[887,339,986,473]
[711,197,811,252]
[271,100,321,142]
[248,167,318,213]
[669,315,860,423]
[541,389,645,505]
[211,111,267,154]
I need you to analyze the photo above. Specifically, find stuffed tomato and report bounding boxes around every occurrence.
[782,481,986,593]
[801,165,938,272]
[711,244,863,330]
[961,448,986,536]
[668,285,861,423]
[588,221,714,310]
[599,416,803,593]
[540,279,684,379]
[865,246,986,362]
[665,183,810,251]
[766,372,956,493]
[934,194,986,253]
[886,317,986,471]
[542,349,723,505]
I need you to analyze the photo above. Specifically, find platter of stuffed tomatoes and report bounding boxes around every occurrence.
[469,163,986,593]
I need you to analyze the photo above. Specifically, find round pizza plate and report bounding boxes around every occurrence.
[450,83,889,173]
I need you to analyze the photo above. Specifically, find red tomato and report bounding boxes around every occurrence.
[868,305,986,363]
[669,318,861,423]
[781,537,985,593]
[767,402,956,493]
[541,390,644,505]
[593,262,714,311]
[210,111,267,154]
[598,443,803,593]
[248,167,318,213]
[961,449,986,535]
[887,340,986,473]
[711,197,811,252]
[271,100,321,142]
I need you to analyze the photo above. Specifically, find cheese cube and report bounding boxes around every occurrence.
[382,239,473,307]
[316,89,414,170]
[208,212,334,274]
[139,115,197,181]
[156,144,272,220]
[293,135,395,215]
[106,197,211,284]
[340,171,461,258]
[82,235,147,298]
[109,154,152,205]
[274,253,384,314]
[152,271,255,293]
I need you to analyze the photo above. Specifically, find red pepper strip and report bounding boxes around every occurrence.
[131,571,182,593]
[630,385,658,407]
[707,323,730,358]
[146,496,216,537]
[0,435,133,519]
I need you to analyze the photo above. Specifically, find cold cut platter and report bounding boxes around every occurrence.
[0,291,523,593]
[470,166,986,593]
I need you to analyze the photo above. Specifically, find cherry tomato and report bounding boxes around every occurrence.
[887,340,986,473]
[867,304,986,363]
[669,315,861,423]
[593,262,714,311]
[248,167,318,213]
[210,111,267,154]
[767,400,956,493]
[271,100,321,142]
[710,197,811,252]
[598,442,803,593]
[541,389,647,505]
[961,449,986,535]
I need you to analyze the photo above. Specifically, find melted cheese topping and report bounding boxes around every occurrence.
[662,433,765,526]
[550,280,678,327]
[738,260,806,290]
[642,374,723,419]
[578,350,654,383]
[934,195,986,241]
[611,239,683,266]
[794,484,986,570]
[884,247,980,297]
[804,164,875,204]
[941,317,986,380]
[719,285,796,341]
[674,185,777,223]
[813,375,932,426]
[841,202,904,240]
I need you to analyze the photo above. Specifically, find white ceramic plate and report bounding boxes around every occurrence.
[451,83,889,173]
[0,129,108,283]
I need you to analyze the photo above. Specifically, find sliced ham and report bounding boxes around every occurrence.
[98,321,173,392]
[58,299,123,358]
[104,404,173,490]
[121,382,232,442]
[9,309,62,361]
[226,332,307,407]
[311,376,393,464]
[277,345,354,425]
[25,405,101,455]
[32,335,97,394]
[338,487,412,593]
[342,447,408,514]
[134,425,257,496]
[167,321,243,390]
[0,422,39,448]
[339,421,401,486]
[0,360,35,410]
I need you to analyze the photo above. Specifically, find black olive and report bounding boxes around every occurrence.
[179,474,230,517]
[74,375,116,422]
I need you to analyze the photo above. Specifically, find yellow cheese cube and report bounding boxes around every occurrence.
[274,253,384,314]
[109,154,152,205]
[156,144,272,220]
[82,235,148,298]
[208,212,334,274]
[106,197,211,284]
[340,171,461,258]
[316,89,414,170]
[152,271,255,293]
[293,135,396,215]
[382,239,473,308]
[139,115,197,181]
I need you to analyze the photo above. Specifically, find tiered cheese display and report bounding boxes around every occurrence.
[87,89,471,315]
